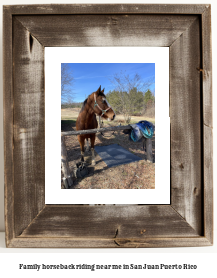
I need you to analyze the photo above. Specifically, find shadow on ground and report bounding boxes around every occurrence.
[61,120,155,189]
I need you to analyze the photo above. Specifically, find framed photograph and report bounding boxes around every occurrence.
[45,47,170,204]
[4,4,213,248]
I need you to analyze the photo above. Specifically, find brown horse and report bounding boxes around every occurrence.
[76,86,115,165]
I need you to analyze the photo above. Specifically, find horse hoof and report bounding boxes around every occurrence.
[92,161,96,166]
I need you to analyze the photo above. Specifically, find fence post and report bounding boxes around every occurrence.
[61,125,154,165]
[61,135,73,188]
[145,138,153,163]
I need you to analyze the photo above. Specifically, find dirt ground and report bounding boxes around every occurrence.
[61,108,155,189]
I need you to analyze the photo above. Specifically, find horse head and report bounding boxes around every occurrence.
[93,86,115,121]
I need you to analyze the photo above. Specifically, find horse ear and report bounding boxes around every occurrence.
[101,88,105,93]
[96,85,101,95]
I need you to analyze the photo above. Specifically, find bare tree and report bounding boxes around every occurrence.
[109,71,154,123]
[61,63,75,103]
[65,95,74,109]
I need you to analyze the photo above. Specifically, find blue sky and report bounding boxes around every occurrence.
[62,63,155,103]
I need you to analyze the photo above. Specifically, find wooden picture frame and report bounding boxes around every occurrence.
[3,4,213,248]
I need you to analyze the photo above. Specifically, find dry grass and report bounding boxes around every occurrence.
[61,108,155,124]
[61,108,80,120]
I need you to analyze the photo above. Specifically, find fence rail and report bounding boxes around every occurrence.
[61,125,131,136]
[61,124,153,188]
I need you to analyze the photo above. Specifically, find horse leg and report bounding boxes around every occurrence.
[78,136,85,162]
[90,135,96,166]
[86,138,90,152]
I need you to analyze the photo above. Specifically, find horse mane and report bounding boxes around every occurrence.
[98,91,106,97]
[79,88,106,114]
[79,98,88,113]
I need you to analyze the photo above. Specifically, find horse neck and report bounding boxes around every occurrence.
[83,94,95,118]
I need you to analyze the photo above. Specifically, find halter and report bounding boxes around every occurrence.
[94,93,112,115]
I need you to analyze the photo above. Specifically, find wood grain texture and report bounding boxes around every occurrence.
[201,6,213,244]
[61,136,73,188]
[4,4,207,15]
[16,15,198,47]
[145,138,153,162]
[3,4,213,248]
[13,17,45,237]
[202,6,212,129]
[3,7,14,247]
[20,205,198,238]
[8,237,212,248]
[203,125,213,243]
[170,17,202,235]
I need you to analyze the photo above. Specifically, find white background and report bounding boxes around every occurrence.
[0,0,216,277]
[45,47,170,204]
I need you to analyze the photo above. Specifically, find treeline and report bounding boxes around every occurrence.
[61,102,82,109]
[106,88,155,123]
[61,87,155,124]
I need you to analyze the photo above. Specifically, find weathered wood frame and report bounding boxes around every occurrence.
[4,4,212,248]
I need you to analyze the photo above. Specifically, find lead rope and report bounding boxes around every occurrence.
[94,94,116,137]
[98,116,119,138]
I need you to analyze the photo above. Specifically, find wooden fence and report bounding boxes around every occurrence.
[61,125,153,188]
